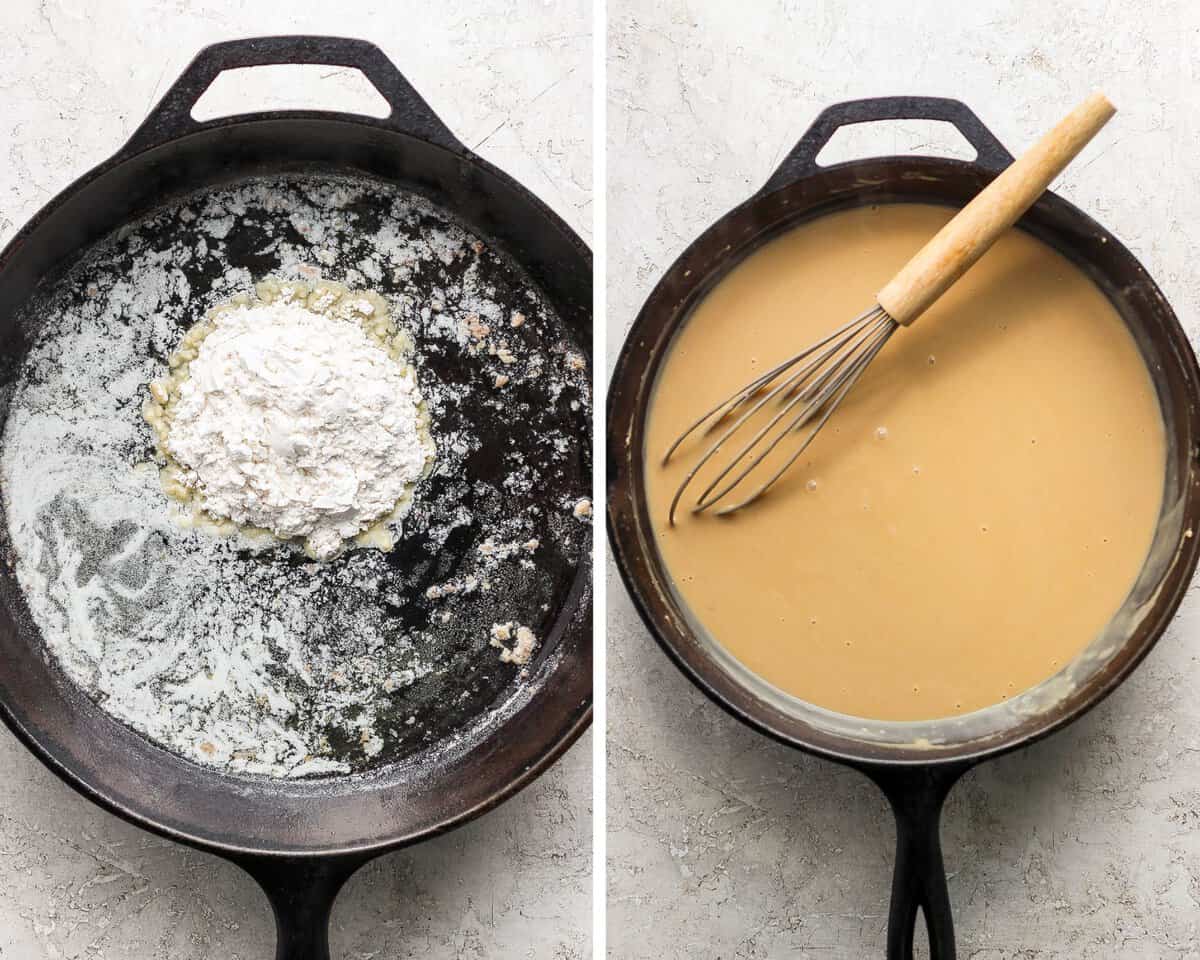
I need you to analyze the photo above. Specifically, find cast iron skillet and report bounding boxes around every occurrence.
[0,36,591,960]
[608,97,1200,959]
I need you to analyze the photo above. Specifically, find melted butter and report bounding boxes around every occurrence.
[644,203,1165,721]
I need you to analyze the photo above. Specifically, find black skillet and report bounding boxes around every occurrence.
[607,97,1200,959]
[0,36,591,959]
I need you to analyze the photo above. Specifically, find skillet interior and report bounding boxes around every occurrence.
[0,118,592,854]
[607,155,1200,767]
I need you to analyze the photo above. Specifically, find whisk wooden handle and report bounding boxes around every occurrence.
[877,92,1115,326]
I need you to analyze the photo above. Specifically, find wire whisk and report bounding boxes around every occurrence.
[664,92,1116,523]
[665,306,895,522]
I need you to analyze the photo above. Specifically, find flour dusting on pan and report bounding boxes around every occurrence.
[0,175,591,778]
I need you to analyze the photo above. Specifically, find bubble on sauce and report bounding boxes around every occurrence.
[875,426,889,440]
[806,478,818,492]
[927,355,936,365]
[912,465,921,476]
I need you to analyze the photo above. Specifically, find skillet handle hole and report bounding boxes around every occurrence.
[913,905,931,960]
[190,64,391,122]
[814,119,977,168]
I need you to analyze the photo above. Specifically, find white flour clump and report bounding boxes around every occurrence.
[489,621,538,665]
[166,300,430,559]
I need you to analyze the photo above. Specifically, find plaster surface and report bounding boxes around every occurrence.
[0,2,591,958]
[608,2,1200,957]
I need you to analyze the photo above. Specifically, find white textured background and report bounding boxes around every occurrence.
[609,2,1200,958]
[0,1,591,958]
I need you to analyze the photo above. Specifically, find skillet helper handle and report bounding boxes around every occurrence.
[121,35,466,157]
[867,765,969,960]
[235,854,366,960]
[877,92,1114,326]
[762,96,1016,193]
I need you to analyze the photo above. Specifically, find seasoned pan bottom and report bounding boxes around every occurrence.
[0,173,592,778]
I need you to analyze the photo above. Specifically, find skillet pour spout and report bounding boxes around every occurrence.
[607,96,1200,960]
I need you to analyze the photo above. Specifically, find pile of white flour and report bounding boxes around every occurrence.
[166,301,429,559]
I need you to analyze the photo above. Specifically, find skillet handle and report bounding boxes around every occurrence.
[234,853,368,960]
[864,763,971,960]
[120,35,466,158]
[762,97,1015,194]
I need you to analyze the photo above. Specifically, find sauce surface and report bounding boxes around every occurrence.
[644,203,1165,720]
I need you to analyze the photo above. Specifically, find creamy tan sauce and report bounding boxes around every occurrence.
[645,203,1165,721]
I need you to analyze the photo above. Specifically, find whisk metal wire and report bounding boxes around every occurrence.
[664,304,898,523]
